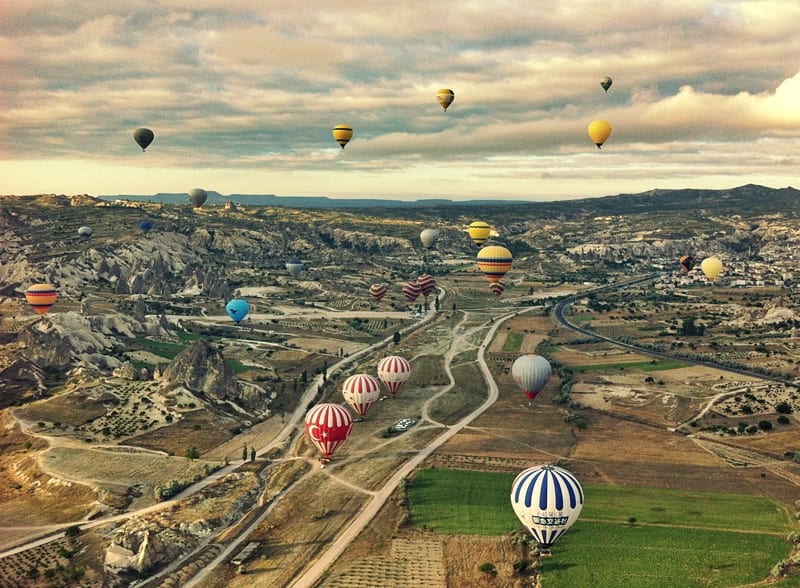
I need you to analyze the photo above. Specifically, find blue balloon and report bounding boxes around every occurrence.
[510,465,583,549]
[139,220,153,233]
[226,299,250,324]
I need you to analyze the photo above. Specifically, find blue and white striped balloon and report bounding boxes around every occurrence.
[510,464,583,548]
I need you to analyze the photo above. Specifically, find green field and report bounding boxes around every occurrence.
[567,359,689,372]
[408,469,796,587]
[502,331,524,352]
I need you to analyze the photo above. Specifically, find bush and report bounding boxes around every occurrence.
[758,420,773,431]
[478,562,497,577]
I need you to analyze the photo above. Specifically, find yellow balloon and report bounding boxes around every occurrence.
[587,119,612,149]
[436,88,455,111]
[332,124,353,149]
[467,221,492,246]
[700,256,723,281]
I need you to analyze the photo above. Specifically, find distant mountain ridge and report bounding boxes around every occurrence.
[98,192,504,208]
[98,183,800,216]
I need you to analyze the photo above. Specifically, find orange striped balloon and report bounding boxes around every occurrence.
[476,245,512,283]
[25,283,57,315]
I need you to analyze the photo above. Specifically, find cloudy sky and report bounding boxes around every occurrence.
[2,1,800,201]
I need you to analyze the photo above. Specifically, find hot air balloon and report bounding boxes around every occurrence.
[490,280,506,297]
[304,403,353,465]
[332,124,353,149]
[417,274,436,298]
[402,281,422,303]
[420,228,438,249]
[133,128,154,151]
[139,220,153,233]
[436,88,455,111]
[189,188,208,208]
[600,76,613,92]
[476,245,512,284]
[226,299,250,324]
[510,464,584,550]
[512,355,552,401]
[468,221,492,246]
[369,283,387,303]
[25,284,57,315]
[286,259,303,277]
[588,119,612,149]
[77,226,93,240]
[342,374,382,419]
[701,256,723,281]
[377,355,412,399]
[679,255,696,274]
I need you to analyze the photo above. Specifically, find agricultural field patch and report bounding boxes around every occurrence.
[406,468,797,587]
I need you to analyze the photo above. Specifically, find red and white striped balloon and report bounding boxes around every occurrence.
[304,403,353,461]
[342,373,382,418]
[377,355,412,398]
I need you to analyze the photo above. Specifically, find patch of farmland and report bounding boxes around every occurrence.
[321,538,445,587]
[41,446,219,499]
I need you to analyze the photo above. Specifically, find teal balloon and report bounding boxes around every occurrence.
[226,299,250,324]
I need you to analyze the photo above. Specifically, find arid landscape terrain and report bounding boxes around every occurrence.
[2,188,800,587]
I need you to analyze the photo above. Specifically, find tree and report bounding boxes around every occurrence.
[478,562,497,577]
[250,447,256,461]
[185,446,200,460]
[242,444,248,461]
[393,332,401,345]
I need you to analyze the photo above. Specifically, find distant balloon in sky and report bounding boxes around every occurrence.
[133,128,154,152]
[369,283,387,303]
[420,228,438,249]
[189,188,208,208]
[332,124,353,149]
[467,221,492,246]
[436,88,455,111]
[588,119,612,149]
[286,259,303,277]
[77,226,93,240]
[25,284,57,315]
[600,76,613,92]
[510,464,584,549]
[476,245,512,284]
[139,220,153,233]
[701,256,723,281]
[226,298,250,324]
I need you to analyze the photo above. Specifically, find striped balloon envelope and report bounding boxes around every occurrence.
[304,403,353,463]
[377,355,412,398]
[402,281,421,303]
[369,283,387,303]
[476,245,512,283]
[490,279,506,297]
[467,221,491,246]
[342,374,382,419]
[436,88,455,111]
[332,124,353,149]
[417,274,436,297]
[25,284,58,315]
[510,465,583,549]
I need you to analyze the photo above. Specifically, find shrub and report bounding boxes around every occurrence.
[758,420,773,431]
[478,562,497,577]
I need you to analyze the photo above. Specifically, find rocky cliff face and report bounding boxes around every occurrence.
[103,472,261,582]
[160,339,272,414]
[161,339,238,400]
